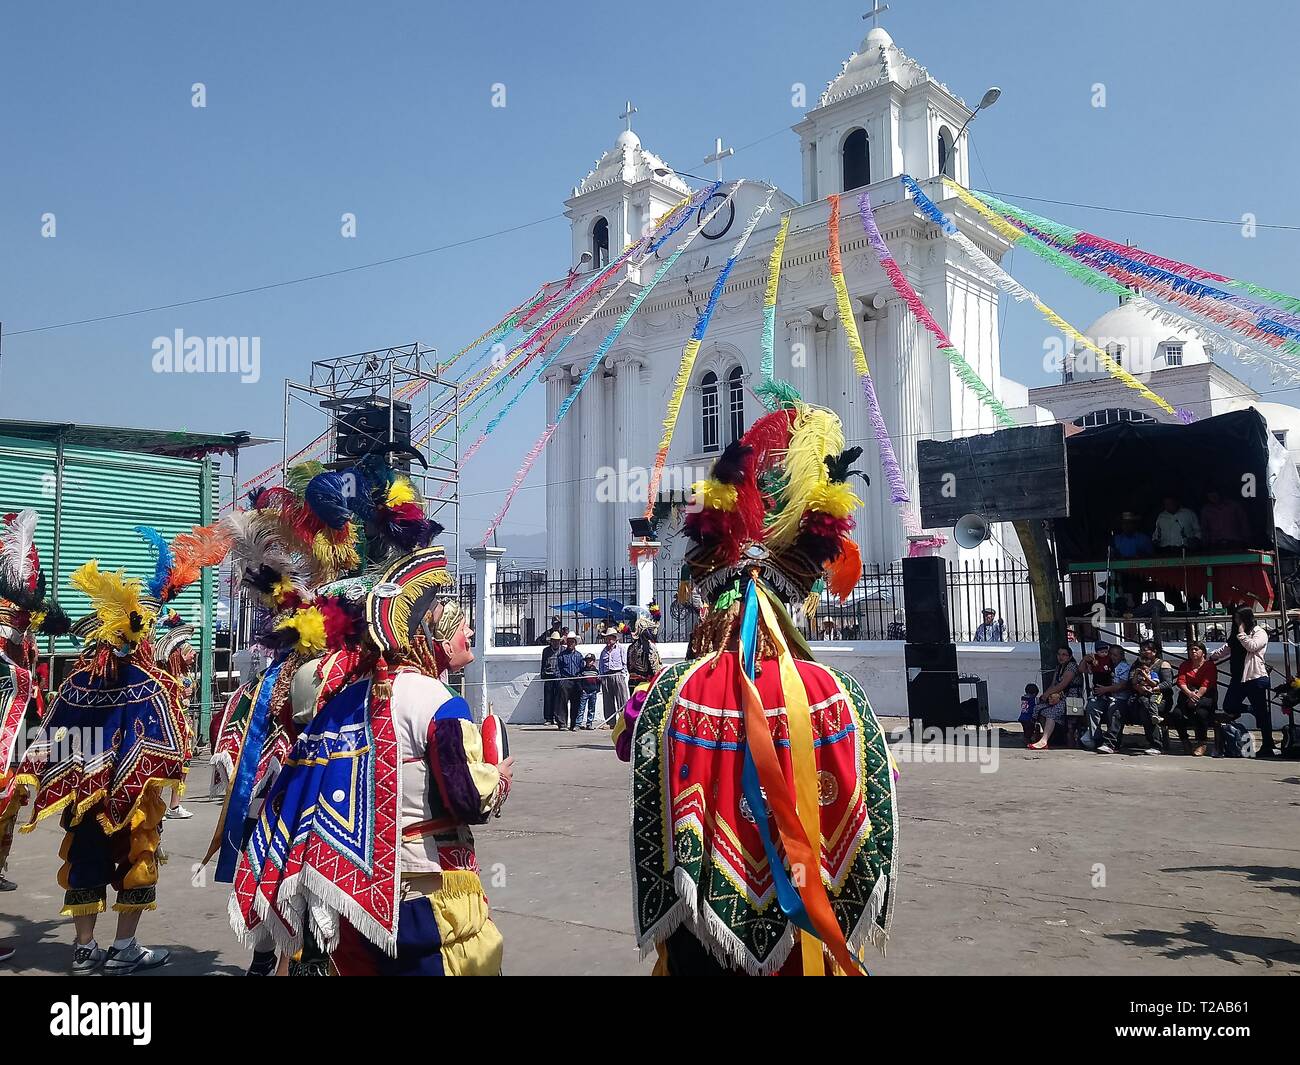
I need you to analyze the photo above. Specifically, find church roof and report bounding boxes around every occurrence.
[572,129,690,198]
[817,26,966,109]
[1074,298,1210,363]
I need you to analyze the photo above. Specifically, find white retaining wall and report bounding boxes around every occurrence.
[478,640,1291,728]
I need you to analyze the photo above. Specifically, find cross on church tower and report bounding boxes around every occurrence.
[704,137,734,181]
[861,0,890,29]
[619,100,637,133]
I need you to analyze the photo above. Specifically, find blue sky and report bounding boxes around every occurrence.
[3,0,1297,547]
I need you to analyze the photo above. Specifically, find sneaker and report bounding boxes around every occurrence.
[71,942,106,975]
[165,805,193,820]
[104,941,169,975]
[0,945,15,964]
[1143,747,1162,756]
[0,875,16,891]
[1095,744,1114,755]
[1192,744,1207,757]
[246,949,278,976]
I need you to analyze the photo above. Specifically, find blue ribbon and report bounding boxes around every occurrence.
[738,580,813,933]
[215,657,286,883]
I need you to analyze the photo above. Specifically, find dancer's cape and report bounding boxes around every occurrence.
[629,652,897,975]
[230,659,401,958]
[15,658,187,833]
[0,652,36,820]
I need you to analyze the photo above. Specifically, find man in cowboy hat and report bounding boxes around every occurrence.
[555,632,585,730]
[540,630,564,725]
[597,625,629,729]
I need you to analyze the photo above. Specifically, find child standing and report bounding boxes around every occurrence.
[579,653,602,730]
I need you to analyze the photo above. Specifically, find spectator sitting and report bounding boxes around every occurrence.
[1028,646,1082,751]
[1152,495,1201,552]
[974,608,1005,642]
[819,617,840,641]
[1082,643,1132,754]
[1129,639,1173,755]
[1171,640,1217,756]
[1112,512,1153,559]
[1200,488,1250,549]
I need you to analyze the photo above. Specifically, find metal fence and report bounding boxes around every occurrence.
[483,559,1044,647]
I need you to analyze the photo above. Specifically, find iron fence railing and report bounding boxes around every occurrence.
[482,560,1048,646]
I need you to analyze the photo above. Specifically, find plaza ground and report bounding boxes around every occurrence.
[1,720,1297,976]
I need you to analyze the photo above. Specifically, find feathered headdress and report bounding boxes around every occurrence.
[683,399,866,605]
[0,510,71,637]
[70,561,155,650]
[221,509,313,610]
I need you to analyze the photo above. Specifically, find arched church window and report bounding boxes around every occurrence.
[841,128,870,192]
[1071,408,1156,429]
[700,371,720,453]
[591,217,609,270]
[938,126,955,178]
[727,366,745,443]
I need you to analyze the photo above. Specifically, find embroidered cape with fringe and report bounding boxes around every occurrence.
[15,656,187,833]
[230,662,402,958]
[0,651,36,820]
[629,655,898,975]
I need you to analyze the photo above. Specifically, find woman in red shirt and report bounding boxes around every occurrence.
[1172,641,1217,756]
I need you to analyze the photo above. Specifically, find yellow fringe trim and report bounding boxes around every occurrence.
[111,900,157,914]
[434,869,487,901]
[692,479,738,512]
[61,900,106,917]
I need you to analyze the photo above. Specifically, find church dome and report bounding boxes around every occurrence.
[573,131,689,198]
[1066,298,1210,380]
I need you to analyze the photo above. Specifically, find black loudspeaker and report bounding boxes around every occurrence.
[336,401,412,461]
[902,555,950,645]
[905,642,961,729]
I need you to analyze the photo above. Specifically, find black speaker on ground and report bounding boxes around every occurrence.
[905,642,961,729]
[902,555,950,645]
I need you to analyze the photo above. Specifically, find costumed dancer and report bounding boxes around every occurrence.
[229,537,513,976]
[0,511,72,965]
[14,520,228,974]
[152,611,198,820]
[616,400,898,975]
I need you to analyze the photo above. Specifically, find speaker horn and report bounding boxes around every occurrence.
[954,512,991,550]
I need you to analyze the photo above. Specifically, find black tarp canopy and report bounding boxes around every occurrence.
[1053,408,1286,565]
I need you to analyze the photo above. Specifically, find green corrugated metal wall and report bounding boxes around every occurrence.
[0,434,212,654]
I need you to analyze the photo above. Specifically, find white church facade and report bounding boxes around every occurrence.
[544,22,1043,575]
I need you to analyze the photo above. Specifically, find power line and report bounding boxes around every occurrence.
[6,213,567,337]
[973,188,1300,233]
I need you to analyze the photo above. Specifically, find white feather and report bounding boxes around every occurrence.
[0,509,38,584]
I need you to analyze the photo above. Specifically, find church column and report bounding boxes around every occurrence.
[784,311,816,400]
[578,363,609,573]
[883,296,929,559]
[607,351,644,575]
[543,368,572,574]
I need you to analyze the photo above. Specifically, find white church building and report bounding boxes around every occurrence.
[539,19,1300,576]
[543,21,1043,576]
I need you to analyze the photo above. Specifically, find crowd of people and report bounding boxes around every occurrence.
[1020,606,1278,757]
[537,611,660,730]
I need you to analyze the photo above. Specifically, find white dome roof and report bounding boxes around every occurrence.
[573,132,689,198]
[1068,299,1210,379]
[818,26,963,108]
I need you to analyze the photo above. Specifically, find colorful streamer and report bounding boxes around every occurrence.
[913,179,1187,423]
[760,214,791,388]
[828,194,911,508]
[971,191,1300,317]
[461,187,714,468]
[643,189,775,518]
[966,190,1300,380]
[480,183,744,545]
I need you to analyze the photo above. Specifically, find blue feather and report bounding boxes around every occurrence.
[304,471,354,530]
[135,526,174,599]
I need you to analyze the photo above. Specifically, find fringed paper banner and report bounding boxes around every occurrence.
[967,189,1300,384]
[459,187,715,469]
[759,214,792,399]
[930,180,1187,422]
[857,189,1017,437]
[481,184,742,545]
[423,190,705,449]
[973,190,1300,317]
[643,190,775,517]
[828,194,911,508]
[442,284,553,379]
